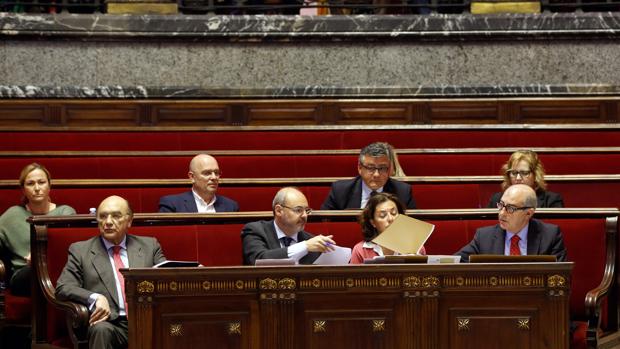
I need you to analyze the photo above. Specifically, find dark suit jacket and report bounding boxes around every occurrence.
[455,218,568,263]
[241,220,320,265]
[55,234,166,320]
[487,190,564,208]
[320,176,416,210]
[158,190,239,213]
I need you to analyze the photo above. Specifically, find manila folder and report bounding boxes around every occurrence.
[371,215,434,255]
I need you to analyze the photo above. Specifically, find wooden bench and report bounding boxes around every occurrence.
[25,208,620,349]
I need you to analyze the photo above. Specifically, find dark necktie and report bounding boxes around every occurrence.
[509,235,521,256]
[112,245,128,314]
[281,236,294,247]
[370,190,378,197]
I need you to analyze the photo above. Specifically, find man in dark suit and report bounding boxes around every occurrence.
[456,184,567,263]
[242,187,336,265]
[321,142,416,210]
[159,154,239,212]
[55,196,166,349]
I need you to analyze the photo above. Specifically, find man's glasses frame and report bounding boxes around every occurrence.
[497,201,532,214]
[359,163,390,175]
[280,204,313,215]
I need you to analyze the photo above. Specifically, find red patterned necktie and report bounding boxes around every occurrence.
[112,245,128,314]
[510,235,521,256]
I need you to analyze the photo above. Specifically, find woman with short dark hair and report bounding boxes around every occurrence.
[350,192,425,264]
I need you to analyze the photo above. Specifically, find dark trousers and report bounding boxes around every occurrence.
[9,266,31,296]
[88,316,128,349]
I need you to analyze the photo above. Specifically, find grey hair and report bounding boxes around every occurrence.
[358,142,391,164]
[272,187,301,213]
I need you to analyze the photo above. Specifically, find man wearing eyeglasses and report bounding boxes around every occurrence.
[158,154,239,213]
[320,142,416,210]
[56,196,167,349]
[456,184,567,263]
[242,187,336,265]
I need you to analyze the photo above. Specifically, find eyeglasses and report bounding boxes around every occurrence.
[496,201,532,214]
[360,163,390,175]
[506,170,532,178]
[281,205,312,215]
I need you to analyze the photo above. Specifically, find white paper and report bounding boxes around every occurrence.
[313,245,352,265]
[426,255,461,264]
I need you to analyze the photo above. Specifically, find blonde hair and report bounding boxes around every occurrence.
[383,142,406,177]
[18,163,52,205]
[500,150,547,192]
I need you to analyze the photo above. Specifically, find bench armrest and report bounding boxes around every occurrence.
[583,216,618,347]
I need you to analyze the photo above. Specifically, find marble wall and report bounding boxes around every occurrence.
[1,13,620,97]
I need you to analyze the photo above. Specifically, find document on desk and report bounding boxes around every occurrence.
[372,215,434,255]
[313,245,352,265]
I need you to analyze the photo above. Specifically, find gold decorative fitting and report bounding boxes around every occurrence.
[235,280,245,290]
[278,278,296,290]
[455,277,464,286]
[457,318,470,331]
[228,322,241,335]
[379,277,388,287]
[313,320,327,333]
[548,275,566,288]
[403,276,420,288]
[345,278,354,288]
[169,281,178,291]
[312,279,321,288]
[137,280,155,294]
[372,319,385,332]
[517,318,530,330]
[523,276,532,286]
[202,281,211,291]
[489,276,498,286]
[170,324,183,337]
[422,276,439,288]
[259,278,278,290]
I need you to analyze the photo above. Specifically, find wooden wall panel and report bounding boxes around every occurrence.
[518,101,602,123]
[428,102,498,124]
[0,105,45,126]
[65,105,139,126]
[155,105,229,126]
[0,97,619,128]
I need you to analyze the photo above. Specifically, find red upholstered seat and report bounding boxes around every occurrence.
[2,130,620,152]
[4,289,31,323]
[4,153,620,180]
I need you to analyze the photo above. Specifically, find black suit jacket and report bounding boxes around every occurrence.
[455,218,568,263]
[241,220,320,265]
[159,190,239,213]
[487,190,564,208]
[55,234,166,320]
[320,176,416,210]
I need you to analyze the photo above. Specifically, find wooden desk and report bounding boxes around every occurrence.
[123,263,572,349]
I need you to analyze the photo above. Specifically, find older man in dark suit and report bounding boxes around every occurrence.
[456,184,567,263]
[321,142,416,210]
[242,187,336,265]
[159,154,239,213]
[55,196,166,349]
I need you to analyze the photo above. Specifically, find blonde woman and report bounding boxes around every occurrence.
[487,150,563,208]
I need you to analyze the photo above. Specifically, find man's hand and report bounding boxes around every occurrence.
[305,235,336,253]
[89,295,111,326]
